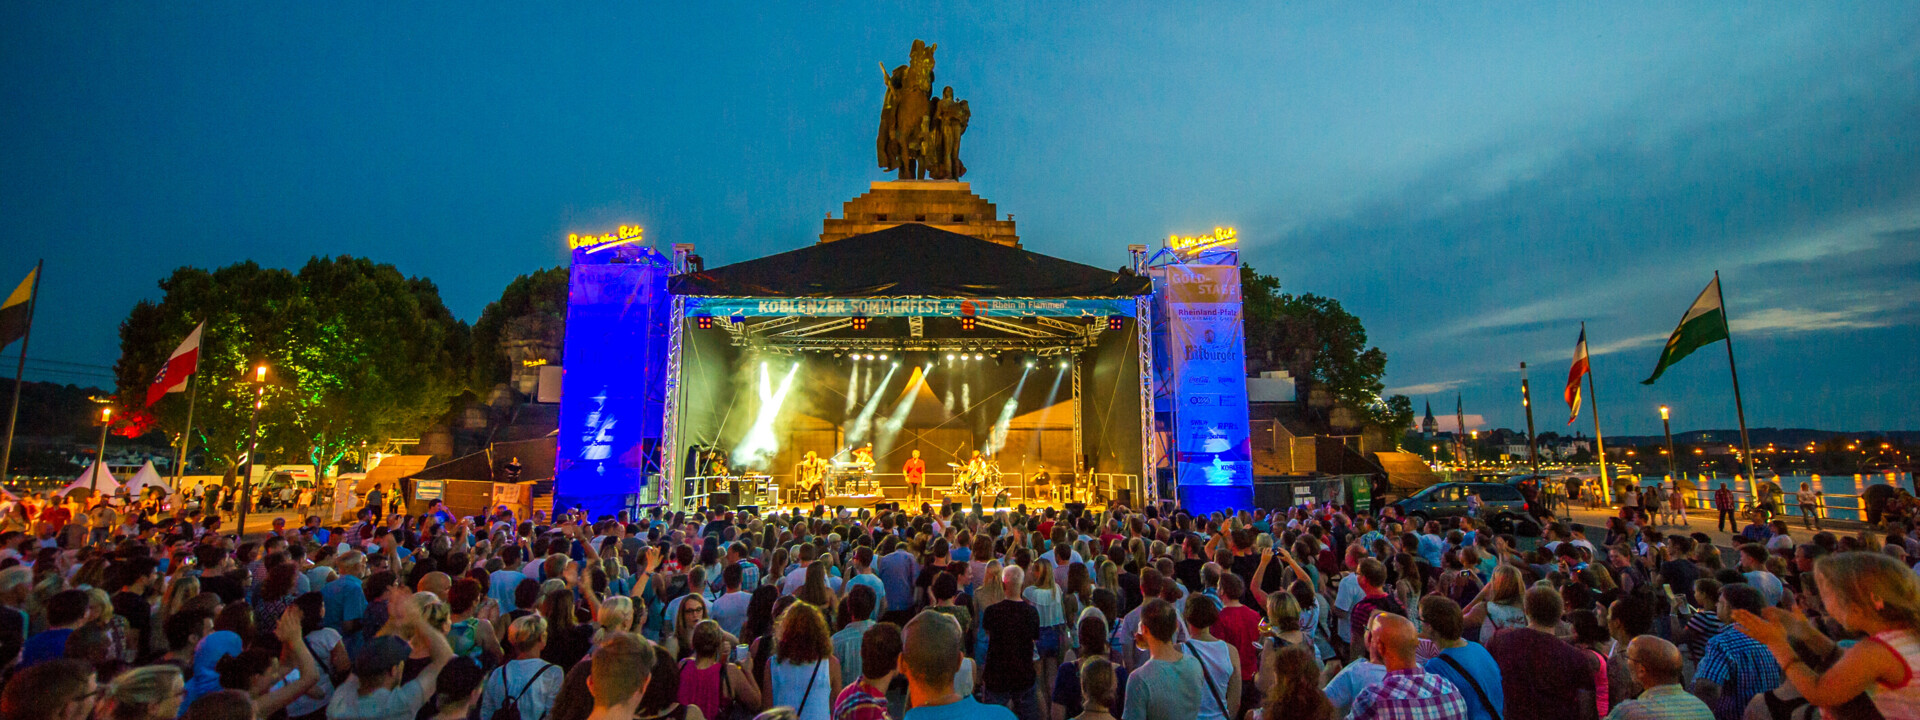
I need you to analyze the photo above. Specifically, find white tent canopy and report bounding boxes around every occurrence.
[123,461,169,495]
[64,462,122,496]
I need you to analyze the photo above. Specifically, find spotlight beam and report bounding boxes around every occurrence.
[847,364,899,446]
[733,361,800,467]
[983,365,1034,456]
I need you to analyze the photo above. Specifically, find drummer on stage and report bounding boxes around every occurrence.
[903,449,927,502]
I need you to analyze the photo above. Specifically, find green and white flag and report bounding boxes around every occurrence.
[1641,276,1729,384]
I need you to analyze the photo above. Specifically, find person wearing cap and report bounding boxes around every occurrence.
[328,586,455,720]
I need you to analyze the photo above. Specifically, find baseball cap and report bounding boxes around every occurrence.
[352,635,412,678]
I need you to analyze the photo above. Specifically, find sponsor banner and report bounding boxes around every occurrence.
[1150,264,1253,499]
[681,296,1136,318]
[413,479,444,501]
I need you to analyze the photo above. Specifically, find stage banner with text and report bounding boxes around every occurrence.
[681,296,1136,318]
[1150,264,1253,514]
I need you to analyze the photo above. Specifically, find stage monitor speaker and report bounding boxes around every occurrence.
[707,492,734,509]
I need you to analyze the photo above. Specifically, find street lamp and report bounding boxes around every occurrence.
[236,363,268,538]
[91,405,114,491]
[1469,430,1479,468]
[1660,406,1676,483]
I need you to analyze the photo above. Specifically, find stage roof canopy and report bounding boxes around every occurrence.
[670,224,1152,298]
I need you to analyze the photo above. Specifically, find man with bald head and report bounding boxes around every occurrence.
[1605,636,1712,720]
[1349,613,1469,720]
[418,571,452,601]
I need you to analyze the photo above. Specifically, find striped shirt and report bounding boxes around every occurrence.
[1349,668,1470,720]
[1602,684,1713,720]
[1693,627,1782,720]
[1683,610,1724,663]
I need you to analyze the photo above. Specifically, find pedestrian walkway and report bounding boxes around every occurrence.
[1556,503,1862,549]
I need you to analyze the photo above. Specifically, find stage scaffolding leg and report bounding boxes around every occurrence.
[661,296,687,511]
[1072,361,1084,479]
[1135,293,1156,507]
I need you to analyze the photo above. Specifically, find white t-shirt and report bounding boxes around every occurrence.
[326,676,430,720]
[1333,572,1364,642]
[1324,660,1387,714]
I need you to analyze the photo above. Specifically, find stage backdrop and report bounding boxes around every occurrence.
[1150,263,1253,514]
[553,243,672,518]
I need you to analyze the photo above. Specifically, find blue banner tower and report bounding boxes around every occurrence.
[1147,229,1253,514]
[553,230,672,519]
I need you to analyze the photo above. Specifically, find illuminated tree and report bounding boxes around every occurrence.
[114,258,469,480]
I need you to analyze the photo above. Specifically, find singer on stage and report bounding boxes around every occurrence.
[903,449,926,501]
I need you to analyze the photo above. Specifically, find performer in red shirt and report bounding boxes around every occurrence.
[902,449,927,502]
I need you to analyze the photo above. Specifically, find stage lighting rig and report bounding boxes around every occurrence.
[851,316,870,330]
[696,315,713,330]
[1107,316,1125,330]
[960,316,977,331]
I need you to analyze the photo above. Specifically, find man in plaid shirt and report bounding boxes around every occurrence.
[1690,585,1781,720]
[1351,613,1469,720]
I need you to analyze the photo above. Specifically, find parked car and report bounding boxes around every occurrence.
[1390,481,1540,534]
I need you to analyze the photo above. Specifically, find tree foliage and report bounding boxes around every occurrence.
[1240,265,1412,445]
[468,267,567,394]
[114,258,469,477]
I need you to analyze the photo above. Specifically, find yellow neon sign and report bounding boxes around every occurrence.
[1167,226,1237,254]
[521,358,548,367]
[568,225,644,252]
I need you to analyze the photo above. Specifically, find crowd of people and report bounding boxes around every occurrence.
[0,487,1918,720]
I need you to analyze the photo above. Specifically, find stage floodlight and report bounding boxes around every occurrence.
[851,316,870,330]
[1059,360,1071,369]
[960,316,976,331]
[879,353,889,361]
[1025,360,1036,369]
[695,315,713,330]
[1107,316,1125,330]
[946,353,956,361]
[974,353,985,360]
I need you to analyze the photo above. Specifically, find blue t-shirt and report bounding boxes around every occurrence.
[18,627,73,668]
[1424,643,1505,720]
[905,697,1017,720]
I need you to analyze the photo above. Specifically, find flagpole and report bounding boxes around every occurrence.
[171,349,201,492]
[1715,271,1757,487]
[1520,362,1539,475]
[0,260,43,487]
[1583,322,1613,503]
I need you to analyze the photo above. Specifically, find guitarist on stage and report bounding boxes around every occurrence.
[796,451,828,503]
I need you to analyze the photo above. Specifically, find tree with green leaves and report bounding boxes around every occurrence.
[114,258,469,481]
[1240,265,1413,447]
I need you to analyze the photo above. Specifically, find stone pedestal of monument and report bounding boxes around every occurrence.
[820,180,1019,247]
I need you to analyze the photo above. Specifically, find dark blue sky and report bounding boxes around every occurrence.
[3,4,1915,434]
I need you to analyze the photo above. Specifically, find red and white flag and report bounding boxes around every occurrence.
[1565,327,1590,425]
[146,321,204,407]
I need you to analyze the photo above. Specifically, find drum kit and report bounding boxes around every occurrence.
[952,460,1006,504]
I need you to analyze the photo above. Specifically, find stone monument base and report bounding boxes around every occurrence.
[820,180,1019,247]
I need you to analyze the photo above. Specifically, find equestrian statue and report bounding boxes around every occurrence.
[876,40,970,180]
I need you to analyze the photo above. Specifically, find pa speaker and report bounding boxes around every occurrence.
[707,492,734,510]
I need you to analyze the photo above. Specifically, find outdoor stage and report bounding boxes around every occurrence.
[549,182,1257,519]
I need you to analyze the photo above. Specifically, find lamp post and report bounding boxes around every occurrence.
[236,363,267,538]
[1469,430,1479,468]
[1660,406,1677,483]
[91,405,114,491]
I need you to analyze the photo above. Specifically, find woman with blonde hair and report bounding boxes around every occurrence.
[1463,565,1527,643]
[480,615,563,720]
[1025,558,1068,706]
[1734,551,1920,716]
[593,595,636,646]
[85,586,133,662]
[972,559,1005,660]
[104,664,186,720]
[762,602,838,720]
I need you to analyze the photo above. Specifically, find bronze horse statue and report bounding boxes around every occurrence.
[877,40,965,180]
